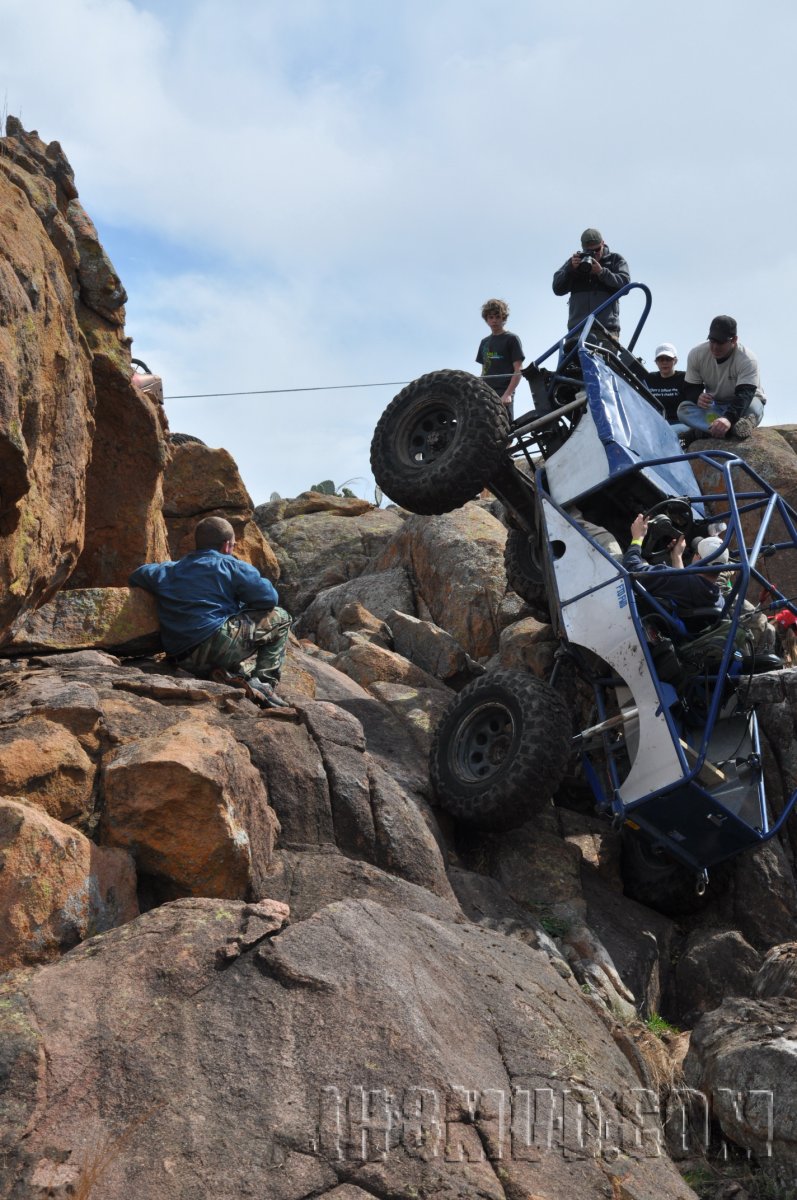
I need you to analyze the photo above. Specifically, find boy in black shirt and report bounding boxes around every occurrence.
[646,342,688,433]
[476,298,524,419]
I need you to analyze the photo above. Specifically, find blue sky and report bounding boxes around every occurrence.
[2,0,795,502]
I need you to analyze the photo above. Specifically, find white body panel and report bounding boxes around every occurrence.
[546,397,610,507]
[542,499,683,802]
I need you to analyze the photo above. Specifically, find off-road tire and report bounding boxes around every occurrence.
[168,432,207,447]
[370,370,510,514]
[430,669,572,829]
[504,527,549,608]
[621,829,731,916]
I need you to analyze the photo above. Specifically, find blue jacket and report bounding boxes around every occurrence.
[622,546,722,618]
[129,550,279,655]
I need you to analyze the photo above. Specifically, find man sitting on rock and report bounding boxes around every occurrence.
[676,315,766,440]
[130,516,291,708]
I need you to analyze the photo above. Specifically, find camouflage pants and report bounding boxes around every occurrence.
[178,607,292,683]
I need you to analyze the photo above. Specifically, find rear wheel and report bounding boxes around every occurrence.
[430,669,572,829]
[621,828,730,916]
[504,527,549,609]
[370,370,509,514]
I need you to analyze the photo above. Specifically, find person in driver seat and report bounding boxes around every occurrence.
[622,514,726,624]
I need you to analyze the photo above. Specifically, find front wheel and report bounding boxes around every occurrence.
[370,370,510,514]
[430,669,572,829]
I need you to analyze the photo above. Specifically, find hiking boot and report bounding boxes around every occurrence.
[731,416,756,440]
[210,668,289,708]
[245,677,290,708]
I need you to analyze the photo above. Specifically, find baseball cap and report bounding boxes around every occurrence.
[581,227,603,248]
[707,315,737,341]
[654,343,678,359]
[695,536,730,564]
[775,609,797,630]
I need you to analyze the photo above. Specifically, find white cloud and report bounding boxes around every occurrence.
[1,0,795,499]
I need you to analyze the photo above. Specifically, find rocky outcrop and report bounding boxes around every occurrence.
[0,131,95,641]
[100,719,276,900]
[0,893,695,1199]
[255,493,403,614]
[372,505,516,659]
[164,440,280,577]
[0,118,169,644]
[7,117,797,1198]
[684,990,797,1164]
[6,586,161,656]
[0,797,137,972]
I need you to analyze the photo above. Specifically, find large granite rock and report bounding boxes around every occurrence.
[100,719,277,900]
[0,796,138,971]
[0,130,95,643]
[6,586,161,656]
[164,441,280,578]
[372,505,512,660]
[255,495,404,615]
[0,117,170,636]
[0,894,695,1198]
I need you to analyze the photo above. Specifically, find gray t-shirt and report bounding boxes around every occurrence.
[684,341,766,406]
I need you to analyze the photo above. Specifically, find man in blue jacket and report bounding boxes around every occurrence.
[622,513,726,622]
[129,515,291,707]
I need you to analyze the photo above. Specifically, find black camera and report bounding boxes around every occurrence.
[579,254,594,268]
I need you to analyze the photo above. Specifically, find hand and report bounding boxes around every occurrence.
[709,417,731,439]
[697,391,714,410]
[570,253,582,271]
[670,535,686,567]
[501,394,514,407]
[630,513,648,541]
[590,258,602,276]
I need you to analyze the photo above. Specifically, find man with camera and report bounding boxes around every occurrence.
[552,227,630,338]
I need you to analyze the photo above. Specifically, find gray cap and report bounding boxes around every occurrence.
[581,227,603,248]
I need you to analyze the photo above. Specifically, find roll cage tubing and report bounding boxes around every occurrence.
[534,447,797,867]
[511,282,655,441]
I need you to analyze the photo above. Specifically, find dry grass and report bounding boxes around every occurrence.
[71,1104,165,1199]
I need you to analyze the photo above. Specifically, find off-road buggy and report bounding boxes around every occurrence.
[370,284,797,912]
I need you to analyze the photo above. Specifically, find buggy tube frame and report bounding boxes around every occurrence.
[533,447,797,873]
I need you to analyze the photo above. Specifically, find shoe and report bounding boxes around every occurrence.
[245,676,290,709]
[731,416,756,440]
[210,668,289,708]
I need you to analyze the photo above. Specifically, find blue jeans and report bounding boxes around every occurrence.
[676,397,764,434]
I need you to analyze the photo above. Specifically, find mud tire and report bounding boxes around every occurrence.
[370,370,509,514]
[430,669,571,829]
[621,829,731,916]
[504,527,549,608]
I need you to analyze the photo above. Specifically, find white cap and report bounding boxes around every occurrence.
[654,343,678,360]
[695,536,729,564]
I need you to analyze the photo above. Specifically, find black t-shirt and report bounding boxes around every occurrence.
[476,332,524,395]
[645,370,685,423]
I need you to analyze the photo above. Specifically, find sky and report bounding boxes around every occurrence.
[1,0,795,505]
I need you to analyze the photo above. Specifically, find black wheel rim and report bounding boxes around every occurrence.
[451,699,517,783]
[396,400,459,467]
